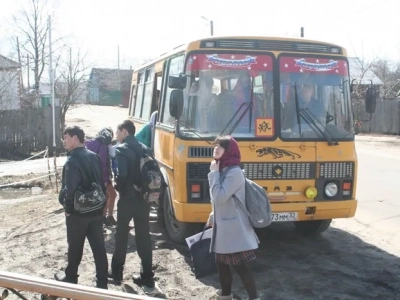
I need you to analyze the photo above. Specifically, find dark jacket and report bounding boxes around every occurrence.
[85,139,111,184]
[59,147,106,216]
[114,135,146,196]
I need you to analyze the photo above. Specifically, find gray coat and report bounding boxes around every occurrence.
[207,167,259,254]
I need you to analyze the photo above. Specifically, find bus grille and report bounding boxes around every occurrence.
[188,146,214,158]
[243,162,315,180]
[218,40,256,49]
[187,162,353,180]
[318,162,354,179]
[258,41,295,51]
[296,43,329,52]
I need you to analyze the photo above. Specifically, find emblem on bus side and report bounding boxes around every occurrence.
[256,147,301,160]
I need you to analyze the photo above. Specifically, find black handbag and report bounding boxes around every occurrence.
[74,182,106,213]
[190,226,217,279]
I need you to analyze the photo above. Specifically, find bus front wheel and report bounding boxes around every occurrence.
[163,191,201,244]
[293,219,332,235]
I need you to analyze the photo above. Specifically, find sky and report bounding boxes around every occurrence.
[0,0,399,71]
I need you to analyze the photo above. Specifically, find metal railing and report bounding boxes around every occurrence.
[0,271,161,300]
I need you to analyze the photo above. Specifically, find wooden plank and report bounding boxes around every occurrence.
[0,271,160,300]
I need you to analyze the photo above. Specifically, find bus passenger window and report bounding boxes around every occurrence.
[161,55,184,127]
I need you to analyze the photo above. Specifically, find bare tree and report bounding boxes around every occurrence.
[371,59,400,100]
[13,0,49,95]
[54,47,89,134]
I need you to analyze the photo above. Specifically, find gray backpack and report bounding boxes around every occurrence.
[222,166,272,228]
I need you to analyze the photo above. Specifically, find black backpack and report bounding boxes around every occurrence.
[131,144,166,203]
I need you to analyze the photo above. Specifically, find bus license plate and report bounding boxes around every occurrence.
[271,212,298,222]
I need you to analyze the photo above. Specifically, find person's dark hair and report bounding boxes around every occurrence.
[105,127,114,138]
[111,138,118,145]
[117,119,135,135]
[214,135,231,151]
[63,126,85,143]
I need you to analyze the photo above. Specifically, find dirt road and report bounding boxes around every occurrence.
[0,105,399,300]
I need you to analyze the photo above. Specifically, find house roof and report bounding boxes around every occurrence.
[348,57,383,85]
[89,68,133,91]
[0,54,20,69]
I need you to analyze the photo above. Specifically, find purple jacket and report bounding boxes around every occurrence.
[85,139,110,184]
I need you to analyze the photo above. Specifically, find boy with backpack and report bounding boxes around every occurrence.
[108,120,163,296]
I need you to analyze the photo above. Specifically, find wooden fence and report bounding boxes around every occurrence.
[354,99,400,135]
[0,106,62,155]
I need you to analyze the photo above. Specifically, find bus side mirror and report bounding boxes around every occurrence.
[365,80,377,114]
[168,74,186,90]
[170,90,183,119]
[350,79,356,93]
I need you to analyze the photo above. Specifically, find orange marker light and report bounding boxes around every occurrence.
[191,184,201,193]
[343,182,351,190]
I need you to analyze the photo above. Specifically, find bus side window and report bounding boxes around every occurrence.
[161,55,184,127]
[128,84,136,117]
[141,68,155,121]
[152,74,162,114]
[133,72,145,119]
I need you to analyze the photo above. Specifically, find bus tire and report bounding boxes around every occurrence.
[163,190,201,244]
[293,219,332,235]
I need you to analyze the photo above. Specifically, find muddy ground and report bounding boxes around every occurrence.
[0,105,399,300]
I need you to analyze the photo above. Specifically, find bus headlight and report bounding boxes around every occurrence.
[325,182,338,197]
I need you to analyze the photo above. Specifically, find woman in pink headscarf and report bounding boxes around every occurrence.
[207,136,259,300]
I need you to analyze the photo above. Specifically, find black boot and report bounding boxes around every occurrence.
[96,279,108,289]
[132,272,154,288]
[107,269,123,285]
[132,272,162,296]
[54,273,78,284]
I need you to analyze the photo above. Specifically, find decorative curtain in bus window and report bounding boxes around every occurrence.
[187,53,272,73]
[279,56,353,140]
[280,57,348,77]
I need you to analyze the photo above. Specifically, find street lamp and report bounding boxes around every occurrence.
[201,16,214,36]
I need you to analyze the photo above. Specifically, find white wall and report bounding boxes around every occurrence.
[0,69,20,110]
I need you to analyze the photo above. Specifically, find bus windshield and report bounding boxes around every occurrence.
[279,56,354,141]
[178,53,274,138]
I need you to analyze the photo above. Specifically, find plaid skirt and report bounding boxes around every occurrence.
[216,250,256,266]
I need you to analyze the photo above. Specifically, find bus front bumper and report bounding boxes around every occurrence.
[172,199,357,223]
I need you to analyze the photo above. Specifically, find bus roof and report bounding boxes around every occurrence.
[132,36,347,73]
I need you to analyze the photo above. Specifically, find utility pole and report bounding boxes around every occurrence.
[301,27,304,38]
[27,55,30,89]
[16,37,24,89]
[69,47,72,84]
[48,15,58,192]
[118,45,120,70]
[201,16,214,36]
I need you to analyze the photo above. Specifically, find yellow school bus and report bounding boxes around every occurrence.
[128,36,362,244]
